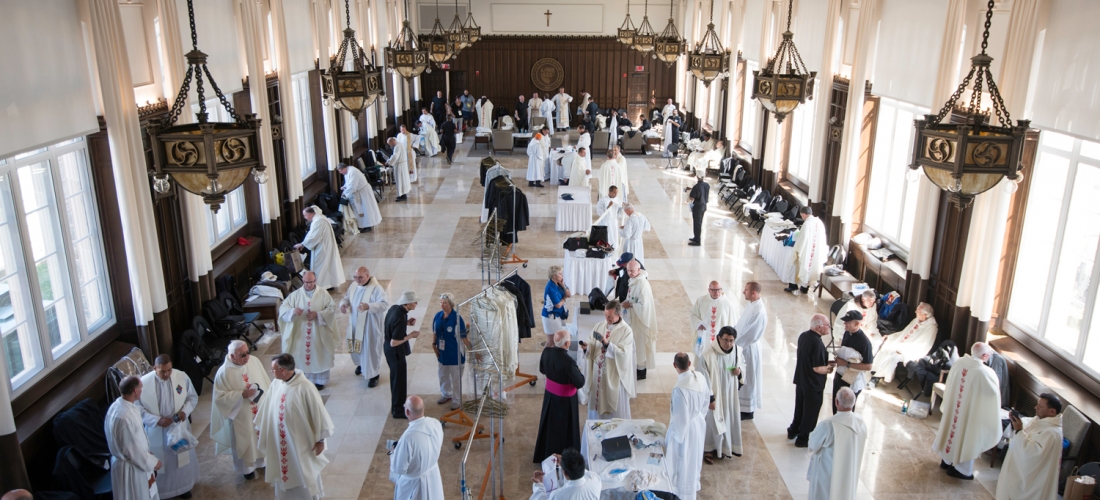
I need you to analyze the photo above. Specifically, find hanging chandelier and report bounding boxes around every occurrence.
[751,0,815,123]
[322,0,385,117]
[910,0,1036,209]
[146,0,266,213]
[422,0,455,67]
[654,0,684,66]
[618,0,637,45]
[632,0,656,55]
[687,0,731,87]
[384,0,429,80]
[447,0,470,55]
[463,0,481,46]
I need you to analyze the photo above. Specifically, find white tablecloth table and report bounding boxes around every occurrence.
[759,218,797,283]
[563,249,614,296]
[579,419,674,499]
[557,186,593,231]
[550,147,577,185]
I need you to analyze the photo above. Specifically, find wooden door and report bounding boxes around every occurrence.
[627,72,649,124]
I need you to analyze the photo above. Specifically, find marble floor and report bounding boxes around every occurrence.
[185,134,1006,499]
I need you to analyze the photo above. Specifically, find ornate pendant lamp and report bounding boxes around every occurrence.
[463,0,481,45]
[618,0,637,45]
[322,0,385,117]
[687,0,731,87]
[447,0,470,55]
[146,0,266,213]
[910,0,1036,209]
[422,0,455,66]
[751,0,816,123]
[654,0,685,66]
[385,0,429,80]
[632,0,656,55]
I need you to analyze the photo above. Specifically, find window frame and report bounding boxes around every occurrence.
[1004,130,1100,380]
[292,72,317,180]
[1,137,116,395]
[861,96,927,259]
[206,185,248,248]
[783,95,817,191]
[739,60,760,155]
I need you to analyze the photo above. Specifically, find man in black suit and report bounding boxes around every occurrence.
[687,171,709,246]
[788,314,833,447]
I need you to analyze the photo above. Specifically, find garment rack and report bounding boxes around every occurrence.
[497,175,529,268]
[456,269,538,388]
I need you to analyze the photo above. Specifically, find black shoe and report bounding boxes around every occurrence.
[787,428,798,440]
[395,195,407,202]
[636,368,647,380]
[179,492,192,499]
[784,284,799,293]
[688,240,701,246]
[314,384,324,391]
[946,466,974,480]
[243,472,256,480]
[368,376,379,388]
[355,366,362,376]
[392,412,408,420]
[800,286,809,293]
[794,439,808,448]
[528,181,535,187]
[740,412,754,420]
[940,460,950,470]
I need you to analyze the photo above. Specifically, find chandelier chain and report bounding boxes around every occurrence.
[165,70,194,124]
[980,0,993,54]
[786,0,793,32]
[204,66,242,123]
[934,67,975,123]
[708,0,714,22]
[187,0,197,50]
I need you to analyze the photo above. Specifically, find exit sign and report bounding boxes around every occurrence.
[440,63,451,70]
[635,65,644,71]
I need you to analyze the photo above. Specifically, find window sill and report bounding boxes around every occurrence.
[776,179,809,206]
[990,332,1100,424]
[212,235,263,280]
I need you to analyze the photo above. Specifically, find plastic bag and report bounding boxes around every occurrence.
[166,422,197,453]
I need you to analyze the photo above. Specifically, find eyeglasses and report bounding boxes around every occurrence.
[303,280,317,284]
[708,288,722,292]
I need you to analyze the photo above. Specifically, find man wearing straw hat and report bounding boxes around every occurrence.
[384,291,421,420]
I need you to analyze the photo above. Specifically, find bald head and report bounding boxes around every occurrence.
[810,314,830,335]
[708,281,723,299]
[404,395,425,420]
[972,342,995,362]
[626,260,642,278]
[553,329,571,348]
[353,267,371,285]
[303,271,317,291]
[2,490,33,500]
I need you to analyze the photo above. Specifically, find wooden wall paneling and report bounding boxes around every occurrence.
[850,95,880,236]
[820,76,849,245]
[306,69,330,197]
[266,77,293,236]
[87,119,138,337]
[928,195,974,349]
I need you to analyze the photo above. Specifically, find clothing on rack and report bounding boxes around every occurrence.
[502,275,534,340]
[469,286,520,388]
[486,177,530,244]
[482,164,512,221]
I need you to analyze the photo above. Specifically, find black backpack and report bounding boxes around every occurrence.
[588,287,609,310]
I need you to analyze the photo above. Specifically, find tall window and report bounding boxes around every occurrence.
[293,72,316,178]
[1006,131,1100,376]
[863,97,926,253]
[1,138,114,392]
[740,61,760,153]
[786,100,816,186]
[191,99,250,247]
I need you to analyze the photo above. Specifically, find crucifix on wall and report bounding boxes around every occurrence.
[544,9,552,26]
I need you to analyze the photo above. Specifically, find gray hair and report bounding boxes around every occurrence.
[917,302,934,316]
[623,203,634,212]
[229,340,248,354]
[273,353,295,371]
[439,292,456,309]
[860,290,876,302]
[836,387,856,410]
[548,265,563,280]
[605,299,623,316]
[809,314,830,330]
[119,375,141,397]
[972,342,995,360]
[554,330,571,348]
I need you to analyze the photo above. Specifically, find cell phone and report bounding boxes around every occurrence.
[593,332,604,342]
[1009,408,1021,419]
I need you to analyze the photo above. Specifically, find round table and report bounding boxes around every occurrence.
[556,185,593,232]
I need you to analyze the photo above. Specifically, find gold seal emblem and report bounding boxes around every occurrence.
[531,58,565,92]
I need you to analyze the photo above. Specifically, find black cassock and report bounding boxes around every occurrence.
[533,347,585,463]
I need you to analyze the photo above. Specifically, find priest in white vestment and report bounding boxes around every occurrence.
[607,109,625,148]
[576,126,593,173]
[106,376,162,500]
[526,133,548,187]
[417,109,440,156]
[592,196,621,251]
[539,98,556,127]
[387,137,412,201]
[395,126,418,183]
[832,291,881,346]
[996,393,1064,500]
[552,88,573,130]
[685,136,717,170]
[785,206,828,294]
[689,281,737,358]
[596,185,624,227]
[279,271,338,388]
[137,356,198,499]
[581,300,636,419]
[211,341,270,479]
[667,354,709,500]
[294,207,345,290]
[698,326,743,460]
[807,387,867,500]
[734,281,768,418]
[871,303,938,382]
[662,99,678,121]
[539,132,553,180]
[530,449,601,500]
[256,354,335,500]
[338,164,382,232]
[529,93,543,118]
[620,204,650,265]
[597,149,630,198]
[566,149,591,187]
[340,267,389,387]
[389,396,445,499]
[623,261,657,379]
[932,342,1003,480]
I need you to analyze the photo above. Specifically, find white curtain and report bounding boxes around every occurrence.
[175,0,245,97]
[831,0,879,238]
[86,0,169,324]
[0,0,100,159]
[1028,0,1100,140]
[236,0,280,222]
[870,0,950,108]
[271,0,306,199]
[741,0,766,63]
[284,0,316,75]
[318,0,340,173]
[906,0,965,279]
[805,0,843,201]
[158,0,214,282]
[955,0,1045,322]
